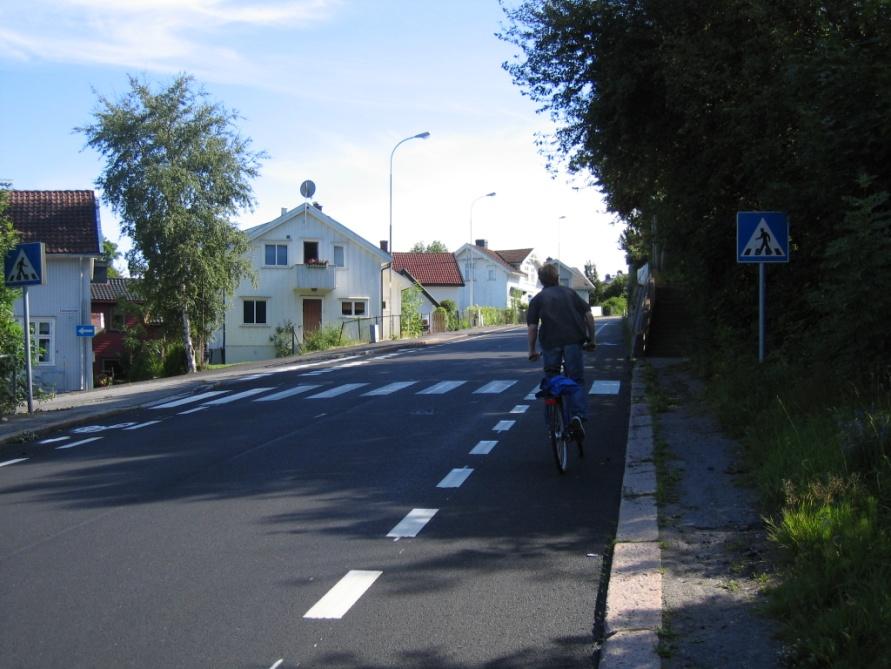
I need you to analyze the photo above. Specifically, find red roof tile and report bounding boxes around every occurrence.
[6,190,101,255]
[91,277,141,303]
[391,252,464,286]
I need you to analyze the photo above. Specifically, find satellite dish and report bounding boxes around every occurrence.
[300,180,316,199]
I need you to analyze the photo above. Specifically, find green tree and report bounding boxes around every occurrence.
[79,74,264,373]
[409,240,449,253]
[584,260,603,304]
[602,271,627,301]
[101,240,122,278]
[400,283,424,337]
[0,188,25,413]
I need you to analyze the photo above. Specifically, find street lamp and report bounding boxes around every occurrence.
[389,131,430,254]
[469,191,496,325]
[557,215,566,261]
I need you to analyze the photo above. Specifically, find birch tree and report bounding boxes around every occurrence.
[79,74,263,373]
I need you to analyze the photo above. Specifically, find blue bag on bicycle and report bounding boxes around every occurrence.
[535,374,580,399]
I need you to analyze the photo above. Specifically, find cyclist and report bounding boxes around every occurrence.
[527,263,597,438]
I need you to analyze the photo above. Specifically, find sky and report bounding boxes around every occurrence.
[0,0,628,278]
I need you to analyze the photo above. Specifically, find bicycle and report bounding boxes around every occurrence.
[530,342,596,474]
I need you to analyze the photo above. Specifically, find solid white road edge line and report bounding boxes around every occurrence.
[303,570,383,620]
[387,508,438,539]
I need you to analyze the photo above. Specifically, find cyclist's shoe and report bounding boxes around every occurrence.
[569,416,585,440]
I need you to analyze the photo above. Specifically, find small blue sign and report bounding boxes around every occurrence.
[4,242,46,286]
[737,212,789,263]
[76,325,96,337]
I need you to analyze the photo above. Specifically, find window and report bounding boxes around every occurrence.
[265,244,288,266]
[243,299,267,324]
[28,319,54,365]
[488,269,496,281]
[341,300,367,316]
[303,241,319,263]
[333,245,345,267]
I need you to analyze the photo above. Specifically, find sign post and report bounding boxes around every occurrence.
[4,242,46,412]
[736,212,789,362]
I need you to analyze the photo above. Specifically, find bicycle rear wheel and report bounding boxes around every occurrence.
[548,400,568,474]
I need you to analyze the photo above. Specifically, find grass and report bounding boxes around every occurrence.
[703,350,891,667]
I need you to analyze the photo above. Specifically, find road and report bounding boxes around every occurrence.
[0,320,630,668]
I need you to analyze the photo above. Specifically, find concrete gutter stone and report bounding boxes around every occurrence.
[600,359,662,669]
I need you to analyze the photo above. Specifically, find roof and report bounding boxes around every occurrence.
[244,202,390,263]
[91,277,141,303]
[391,252,465,286]
[474,247,521,274]
[5,190,102,255]
[493,248,534,269]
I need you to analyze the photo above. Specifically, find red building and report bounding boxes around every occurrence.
[90,269,151,383]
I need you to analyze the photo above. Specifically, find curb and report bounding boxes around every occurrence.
[600,361,662,668]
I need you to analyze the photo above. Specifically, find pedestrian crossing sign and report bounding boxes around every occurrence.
[737,212,789,263]
[4,242,46,286]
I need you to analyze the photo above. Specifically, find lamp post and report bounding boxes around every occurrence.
[557,215,566,261]
[389,131,430,255]
[469,191,496,325]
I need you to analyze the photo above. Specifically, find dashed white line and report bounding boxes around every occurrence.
[509,405,529,414]
[55,437,102,450]
[303,570,383,620]
[493,420,516,432]
[386,508,438,539]
[254,384,320,402]
[437,467,474,488]
[470,440,497,455]
[0,458,28,467]
[178,407,207,415]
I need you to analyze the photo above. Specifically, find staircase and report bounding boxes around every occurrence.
[645,285,691,357]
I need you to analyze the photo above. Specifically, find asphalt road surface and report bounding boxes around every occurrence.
[0,319,630,668]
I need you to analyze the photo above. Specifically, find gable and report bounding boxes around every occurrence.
[245,203,389,263]
[6,190,101,255]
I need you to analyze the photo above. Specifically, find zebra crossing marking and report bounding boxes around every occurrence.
[474,380,517,394]
[202,387,274,405]
[307,383,368,399]
[470,440,497,455]
[417,381,466,395]
[362,381,418,396]
[254,384,320,402]
[152,391,227,409]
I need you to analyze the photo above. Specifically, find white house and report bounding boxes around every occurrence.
[547,257,596,304]
[219,203,391,363]
[7,190,102,392]
[453,241,541,312]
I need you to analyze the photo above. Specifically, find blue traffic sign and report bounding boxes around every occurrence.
[4,242,46,286]
[76,325,96,337]
[737,212,789,263]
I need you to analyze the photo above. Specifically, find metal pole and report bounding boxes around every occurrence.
[758,262,765,363]
[22,286,33,413]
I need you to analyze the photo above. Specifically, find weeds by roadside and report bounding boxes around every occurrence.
[703,349,891,667]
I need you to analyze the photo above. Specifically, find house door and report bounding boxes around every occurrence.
[303,298,322,334]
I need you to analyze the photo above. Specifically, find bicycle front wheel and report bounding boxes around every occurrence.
[548,401,568,474]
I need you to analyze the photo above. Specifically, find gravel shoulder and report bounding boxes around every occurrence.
[648,358,786,668]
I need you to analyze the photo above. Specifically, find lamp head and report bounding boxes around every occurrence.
[415,131,431,140]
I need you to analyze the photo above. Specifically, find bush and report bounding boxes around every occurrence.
[162,343,188,377]
[270,320,298,357]
[601,296,627,316]
[302,326,349,352]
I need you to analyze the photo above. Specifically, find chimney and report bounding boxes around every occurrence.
[380,240,389,253]
[312,201,322,211]
[281,207,287,216]
[475,239,488,248]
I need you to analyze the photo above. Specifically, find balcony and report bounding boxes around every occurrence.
[294,263,336,293]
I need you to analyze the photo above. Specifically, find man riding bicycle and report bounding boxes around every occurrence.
[527,263,597,439]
